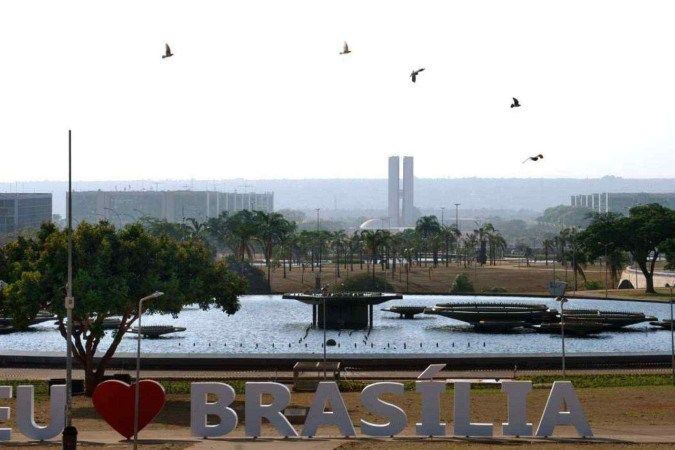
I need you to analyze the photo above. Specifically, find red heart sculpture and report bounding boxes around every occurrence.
[92,379,166,439]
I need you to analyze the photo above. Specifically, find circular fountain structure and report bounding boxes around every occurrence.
[282,292,402,329]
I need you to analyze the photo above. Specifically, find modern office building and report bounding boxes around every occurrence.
[570,192,675,215]
[387,156,415,227]
[70,190,274,226]
[0,193,52,234]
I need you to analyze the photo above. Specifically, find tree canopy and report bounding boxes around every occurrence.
[578,204,675,293]
[0,221,246,394]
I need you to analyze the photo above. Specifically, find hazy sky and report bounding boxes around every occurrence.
[1,0,674,182]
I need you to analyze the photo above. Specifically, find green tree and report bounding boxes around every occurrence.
[360,230,387,281]
[662,238,675,271]
[254,211,295,286]
[415,215,441,267]
[578,205,675,294]
[439,225,461,267]
[0,222,246,395]
[225,210,259,262]
[450,273,474,293]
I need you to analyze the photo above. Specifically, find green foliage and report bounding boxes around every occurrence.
[0,221,246,394]
[661,237,675,271]
[538,205,594,228]
[578,204,675,293]
[584,280,602,290]
[483,286,507,293]
[225,257,268,294]
[329,273,394,293]
[521,373,673,389]
[450,273,475,293]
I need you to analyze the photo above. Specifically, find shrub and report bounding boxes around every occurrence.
[329,273,394,293]
[226,257,267,294]
[450,273,475,293]
[483,286,507,293]
[584,280,602,290]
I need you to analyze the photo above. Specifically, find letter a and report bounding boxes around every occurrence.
[535,381,592,438]
[302,382,355,437]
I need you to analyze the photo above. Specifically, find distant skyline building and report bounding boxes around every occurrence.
[69,190,273,227]
[0,193,52,234]
[570,192,675,215]
[387,156,415,227]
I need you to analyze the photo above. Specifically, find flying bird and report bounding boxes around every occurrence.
[511,97,521,108]
[340,42,351,55]
[522,154,544,163]
[410,68,425,83]
[162,43,174,59]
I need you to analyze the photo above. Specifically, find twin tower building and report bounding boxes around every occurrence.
[387,156,415,228]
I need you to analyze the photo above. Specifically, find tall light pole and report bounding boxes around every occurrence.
[667,283,674,385]
[63,130,77,449]
[315,208,321,273]
[454,203,460,230]
[598,242,611,299]
[134,291,164,450]
[322,296,327,380]
[556,295,568,377]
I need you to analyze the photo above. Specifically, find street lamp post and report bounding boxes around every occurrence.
[63,130,77,450]
[667,283,674,385]
[599,242,610,299]
[323,296,327,380]
[557,296,568,377]
[134,291,164,450]
[315,208,321,273]
[454,203,460,230]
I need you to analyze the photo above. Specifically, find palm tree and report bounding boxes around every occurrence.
[361,229,387,282]
[439,225,461,267]
[487,231,507,266]
[415,215,441,267]
[542,238,555,266]
[329,230,348,278]
[254,211,295,287]
[348,231,362,272]
[225,210,258,263]
[462,232,479,268]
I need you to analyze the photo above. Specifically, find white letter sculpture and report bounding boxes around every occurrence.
[16,385,65,441]
[415,380,447,436]
[302,382,355,437]
[536,381,593,438]
[360,382,407,437]
[453,382,492,437]
[501,381,533,437]
[191,382,238,438]
[245,382,298,438]
[0,386,11,441]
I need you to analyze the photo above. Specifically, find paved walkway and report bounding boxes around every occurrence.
[5,425,675,447]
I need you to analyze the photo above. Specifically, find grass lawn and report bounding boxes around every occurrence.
[269,262,674,301]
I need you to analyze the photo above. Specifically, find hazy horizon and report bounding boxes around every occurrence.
[1,0,674,182]
[5,176,674,216]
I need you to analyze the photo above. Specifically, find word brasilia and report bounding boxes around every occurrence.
[0,374,592,441]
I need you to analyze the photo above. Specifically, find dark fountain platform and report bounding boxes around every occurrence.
[282,292,402,329]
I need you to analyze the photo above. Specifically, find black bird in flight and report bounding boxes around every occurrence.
[410,68,425,83]
[523,154,544,163]
[340,42,351,55]
[511,97,521,108]
[162,43,174,59]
